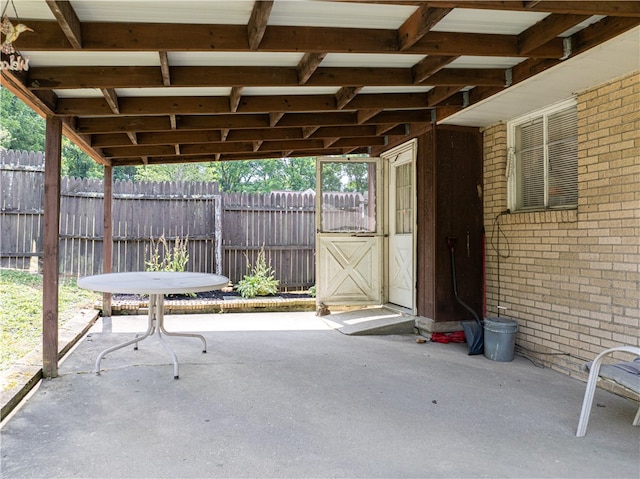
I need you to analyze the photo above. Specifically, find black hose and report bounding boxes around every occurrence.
[449,240,481,326]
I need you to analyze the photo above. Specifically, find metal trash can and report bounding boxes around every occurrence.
[483,317,518,362]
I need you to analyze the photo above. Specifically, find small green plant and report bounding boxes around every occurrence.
[309,284,316,297]
[145,234,189,272]
[235,247,279,298]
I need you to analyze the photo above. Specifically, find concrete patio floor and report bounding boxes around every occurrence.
[1,311,638,479]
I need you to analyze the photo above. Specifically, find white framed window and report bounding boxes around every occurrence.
[507,99,578,211]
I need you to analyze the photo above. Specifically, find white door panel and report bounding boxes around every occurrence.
[317,236,380,304]
[315,157,382,306]
[385,140,416,310]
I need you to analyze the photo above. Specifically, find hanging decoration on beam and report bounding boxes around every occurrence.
[1,0,33,71]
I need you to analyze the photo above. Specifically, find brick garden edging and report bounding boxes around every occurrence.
[109,296,317,315]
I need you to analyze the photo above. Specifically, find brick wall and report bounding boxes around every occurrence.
[482,70,639,377]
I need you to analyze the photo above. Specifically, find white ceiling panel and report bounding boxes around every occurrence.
[321,53,424,68]
[560,15,606,37]
[19,51,161,67]
[53,88,104,98]
[360,86,432,94]
[440,27,640,128]
[3,0,55,20]
[70,0,253,24]
[269,0,416,29]
[116,87,231,97]
[433,9,548,35]
[167,52,304,67]
[449,56,523,69]
[242,86,339,96]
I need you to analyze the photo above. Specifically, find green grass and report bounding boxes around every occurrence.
[0,269,101,371]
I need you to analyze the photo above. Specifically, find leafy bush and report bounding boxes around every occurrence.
[145,235,189,272]
[235,248,279,298]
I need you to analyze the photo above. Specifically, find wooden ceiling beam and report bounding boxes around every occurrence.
[357,109,382,124]
[412,55,458,84]
[518,13,590,54]
[418,1,640,16]
[230,87,243,112]
[103,136,385,159]
[126,132,138,145]
[449,15,640,122]
[247,0,274,50]
[58,92,431,116]
[159,51,171,86]
[26,66,506,90]
[335,86,362,109]
[45,0,82,49]
[270,112,285,126]
[398,6,452,51]
[427,86,461,106]
[297,52,327,84]
[91,124,403,148]
[15,21,564,57]
[100,88,120,114]
[76,109,435,135]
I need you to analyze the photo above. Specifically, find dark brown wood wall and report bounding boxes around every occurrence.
[375,123,483,324]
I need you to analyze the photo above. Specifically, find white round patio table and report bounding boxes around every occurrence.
[78,271,228,379]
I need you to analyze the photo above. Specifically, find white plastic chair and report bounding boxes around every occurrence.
[576,346,640,437]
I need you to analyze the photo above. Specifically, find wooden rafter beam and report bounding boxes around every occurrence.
[45,0,82,49]
[412,55,458,84]
[15,22,565,57]
[57,92,432,116]
[102,135,386,159]
[427,86,461,106]
[518,13,590,54]
[230,86,243,112]
[100,88,119,114]
[415,1,640,16]
[91,124,405,148]
[357,109,382,124]
[302,126,319,138]
[335,86,362,109]
[454,15,640,119]
[297,52,327,84]
[270,112,285,126]
[26,66,507,90]
[126,132,138,145]
[159,51,171,86]
[76,109,434,135]
[398,6,452,51]
[247,0,274,50]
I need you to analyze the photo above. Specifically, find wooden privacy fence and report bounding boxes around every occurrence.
[1,150,367,290]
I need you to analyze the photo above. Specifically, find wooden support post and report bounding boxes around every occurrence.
[102,165,113,316]
[43,116,62,378]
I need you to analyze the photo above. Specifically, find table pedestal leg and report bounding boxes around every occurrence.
[156,295,207,353]
[94,294,205,379]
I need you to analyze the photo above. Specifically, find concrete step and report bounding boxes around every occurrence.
[320,306,416,336]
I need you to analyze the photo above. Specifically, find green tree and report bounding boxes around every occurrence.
[134,163,216,183]
[0,86,45,152]
[210,157,316,192]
